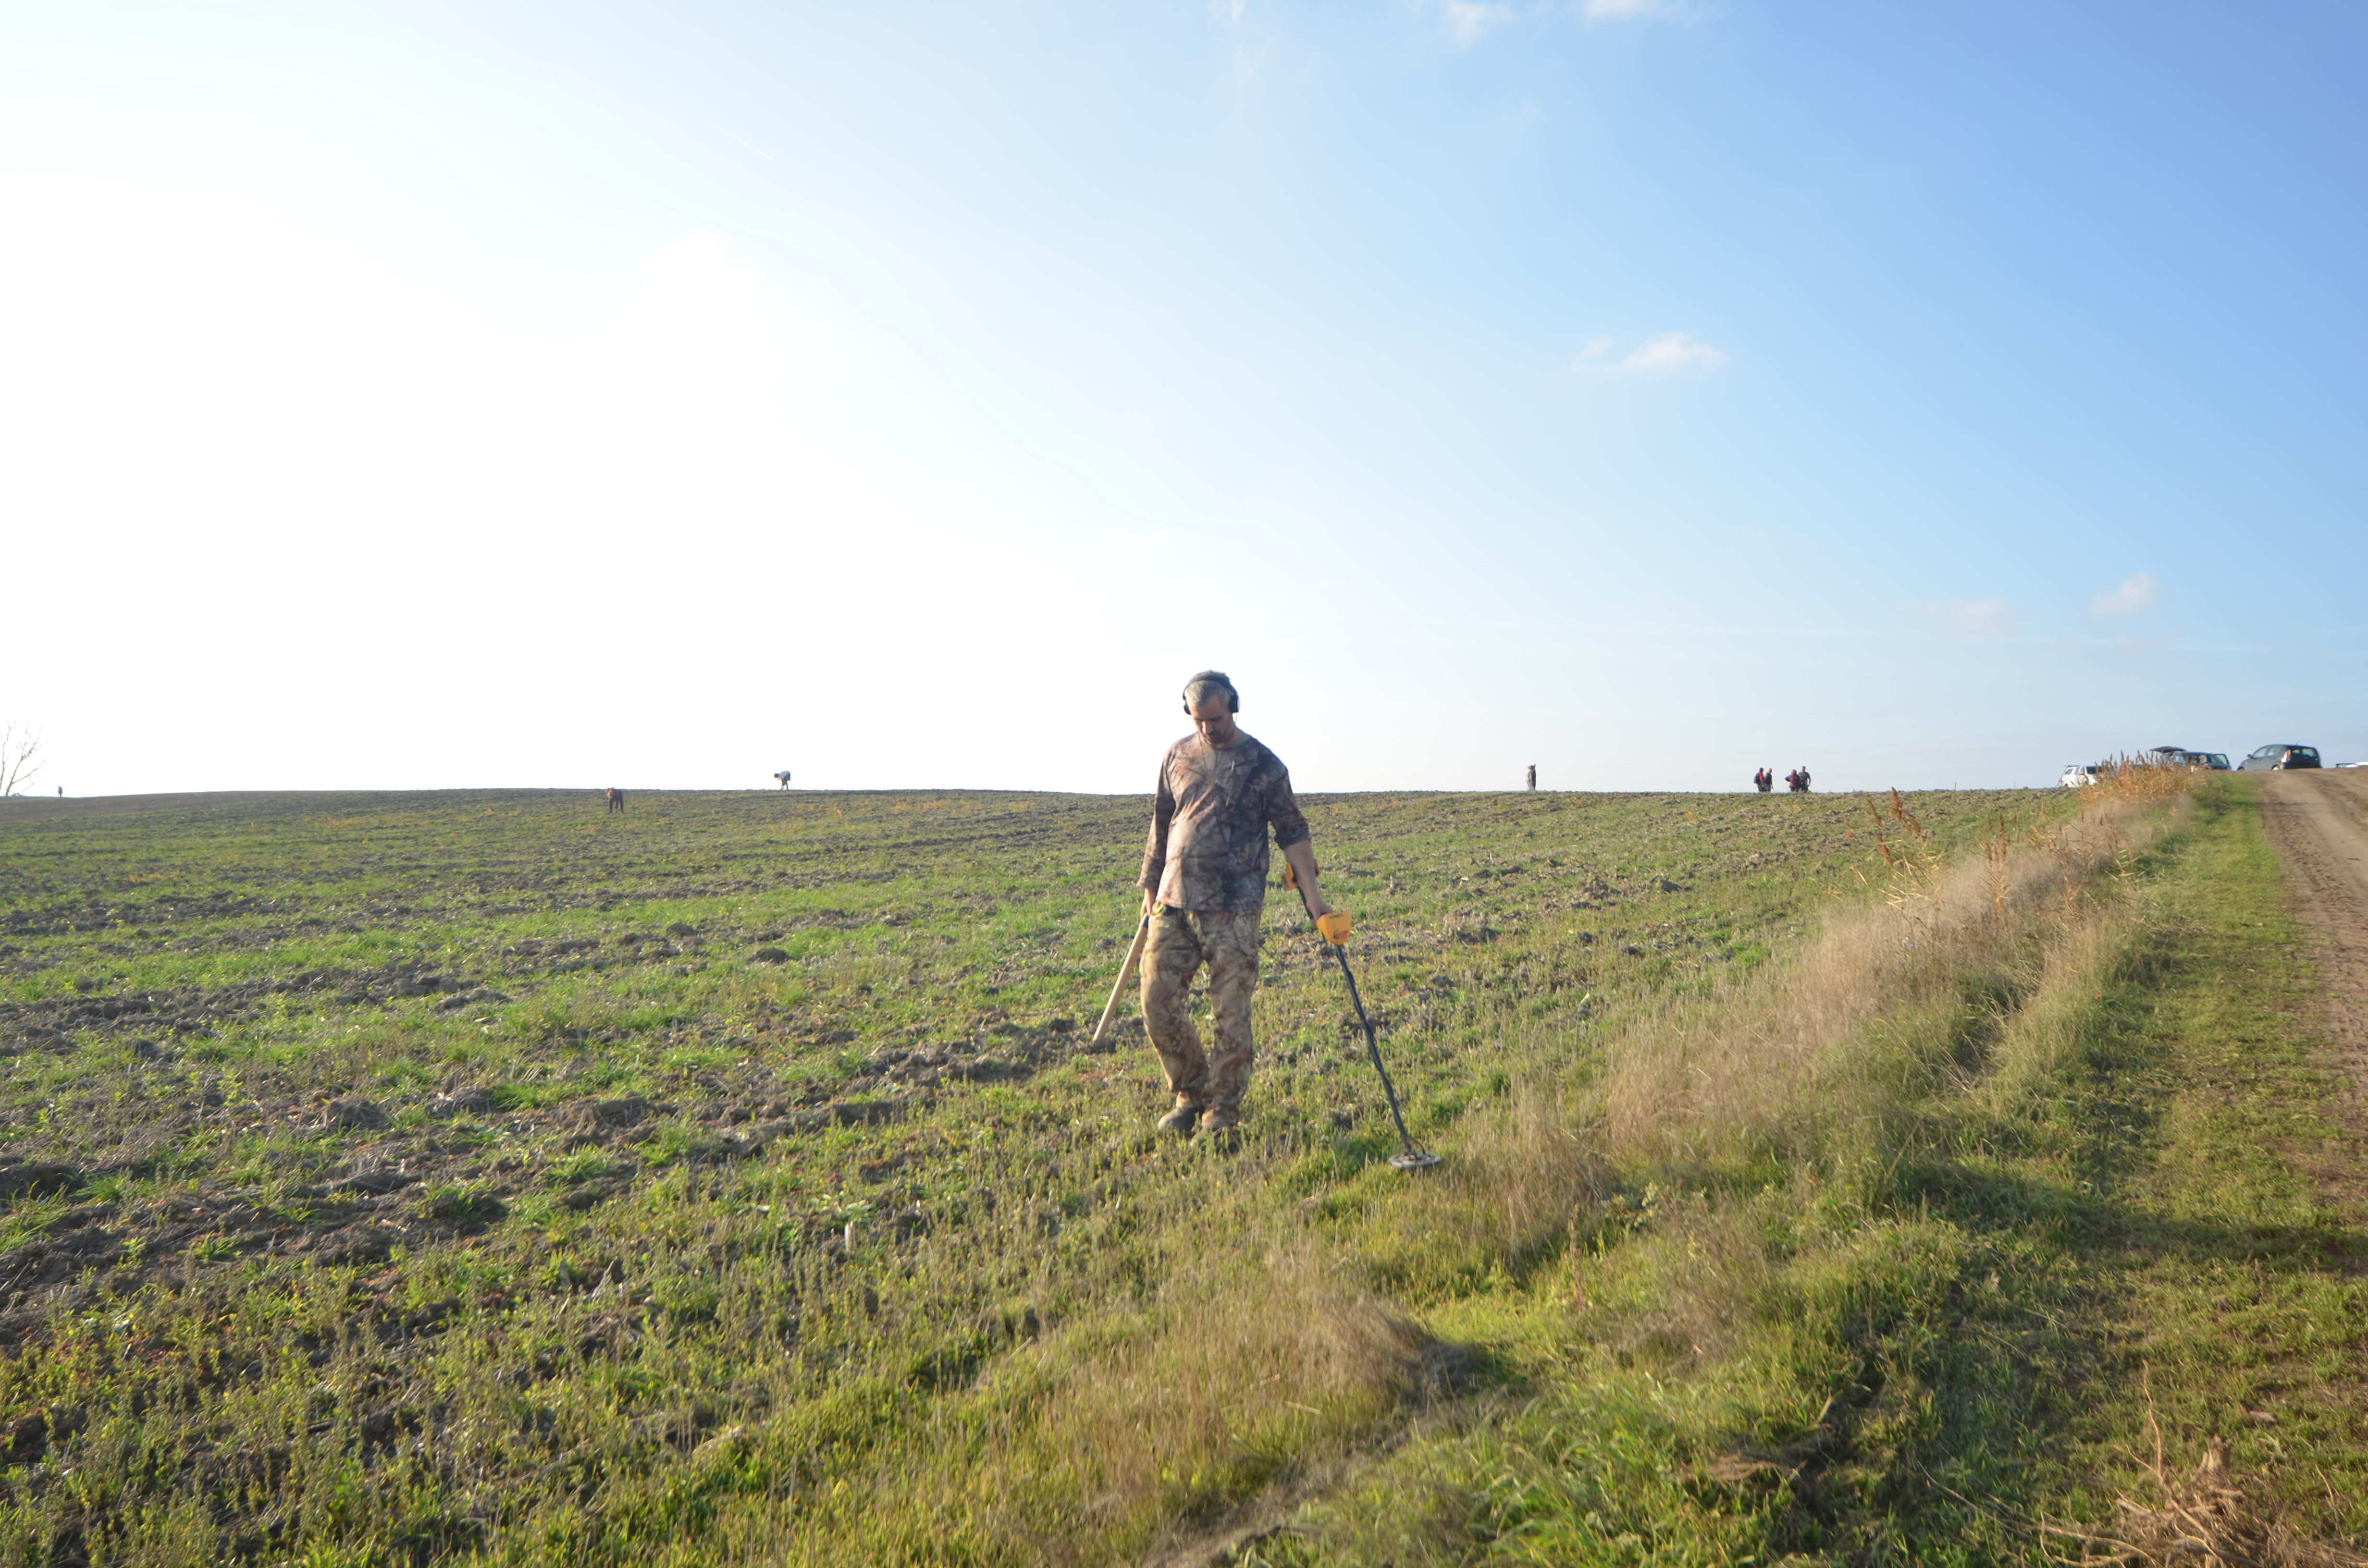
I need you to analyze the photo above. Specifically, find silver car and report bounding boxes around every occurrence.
[2238,744,2321,772]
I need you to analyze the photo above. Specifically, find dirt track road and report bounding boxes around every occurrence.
[2255,769,2368,1119]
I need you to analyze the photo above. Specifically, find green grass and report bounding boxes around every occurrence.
[1239,775,2368,1565]
[0,779,2358,1564]
[2044,780,2368,1534]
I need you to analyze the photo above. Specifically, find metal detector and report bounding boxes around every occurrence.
[1323,939,1441,1173]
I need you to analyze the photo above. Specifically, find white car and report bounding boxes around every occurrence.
[2060,764,2100,788]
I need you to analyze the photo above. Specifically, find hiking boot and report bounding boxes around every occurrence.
[1155,1102,1205,1137]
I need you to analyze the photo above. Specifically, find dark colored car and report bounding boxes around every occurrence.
[2238,744,2321,771]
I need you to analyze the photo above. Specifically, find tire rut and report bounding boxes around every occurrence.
[2253,771,2368,1173]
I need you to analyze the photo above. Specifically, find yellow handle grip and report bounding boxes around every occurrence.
[1316,911,1351,946]
[1282,855,1320,891]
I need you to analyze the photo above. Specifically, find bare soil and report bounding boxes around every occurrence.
[2254,769,2368,1139]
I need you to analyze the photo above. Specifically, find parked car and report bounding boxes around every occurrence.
[2060,764,2100,788]
[2146,747,2232,770]
[2196,753,2232,771]
[2238,744,2321,771]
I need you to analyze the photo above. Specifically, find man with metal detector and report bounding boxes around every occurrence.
[1121,671,1336,1145]
[1082,671,1438,1166]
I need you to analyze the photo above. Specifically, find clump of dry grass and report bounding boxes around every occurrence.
[2095,1440,2368,1568]
[2072,1376,2368,1568]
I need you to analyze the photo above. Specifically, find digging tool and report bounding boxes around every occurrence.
[1088,911,1152,1050]
[1290,864,1439,1172]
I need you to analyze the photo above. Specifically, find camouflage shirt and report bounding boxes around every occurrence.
[1138,732,1311,912]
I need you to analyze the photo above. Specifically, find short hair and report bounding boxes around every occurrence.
[1182,670,1239,714]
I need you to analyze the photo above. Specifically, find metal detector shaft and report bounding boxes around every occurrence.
[1327,943,1435,1166]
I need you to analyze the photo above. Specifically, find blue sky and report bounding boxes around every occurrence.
[2,3,2361,794]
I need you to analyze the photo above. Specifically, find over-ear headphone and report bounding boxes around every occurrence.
[1181,670,1239,715]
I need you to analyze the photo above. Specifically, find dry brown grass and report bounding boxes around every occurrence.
[1339,762,2198,1337]
[2064,1374,2368,1568]
[1580,768,2183,1182]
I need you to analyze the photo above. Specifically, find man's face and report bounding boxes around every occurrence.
[1189,692,1238,746]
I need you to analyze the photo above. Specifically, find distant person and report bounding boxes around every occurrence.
[1753,768,1772,793]
[56,786,62,798]
[1137,670,1334,1146]
[1526,764,1536,791]
[604,787,625,814]
[774,771,793,789]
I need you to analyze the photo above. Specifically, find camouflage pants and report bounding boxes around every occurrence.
[1140,906,1262,1116]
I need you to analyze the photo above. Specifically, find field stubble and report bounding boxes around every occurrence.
[0,774,2353,1565]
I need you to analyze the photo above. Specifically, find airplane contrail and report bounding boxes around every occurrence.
[696,114,775,162]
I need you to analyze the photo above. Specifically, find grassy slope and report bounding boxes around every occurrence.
[0,779,2359,1564]
[1254,774,2368,1564]
[0,786,2022,1565]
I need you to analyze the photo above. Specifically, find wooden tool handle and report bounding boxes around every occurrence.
[1088,914,1152,1049]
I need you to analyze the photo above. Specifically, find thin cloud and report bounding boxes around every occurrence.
[1618,331,1726,373]
[1917,598,2014,636]
[1443,0,1520,43]
[1583,0,1683,17]
[1209,0,1246,22]
[1576,337,1615,364]
[1952,599,2013,635]
[2089,571,2160,617]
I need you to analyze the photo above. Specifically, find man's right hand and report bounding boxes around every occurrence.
[1281,842,1330,921]
[1141,889,1156,918]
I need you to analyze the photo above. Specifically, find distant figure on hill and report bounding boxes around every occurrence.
[774,770,793,789]
[604,787,625,814]
[1786,767,1811,794]
[1526,764,1536,791]
[1754,768,1773,793]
